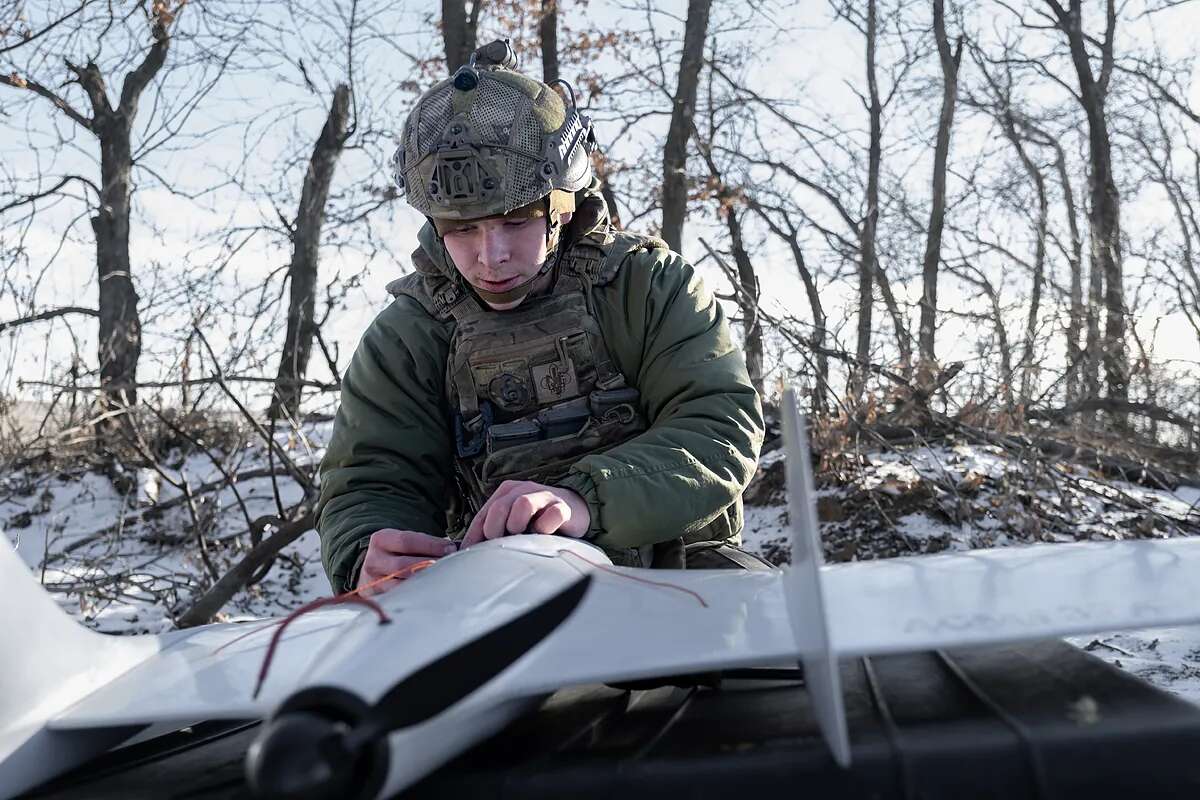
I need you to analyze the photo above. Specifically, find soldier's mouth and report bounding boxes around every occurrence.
[478,276,521,291]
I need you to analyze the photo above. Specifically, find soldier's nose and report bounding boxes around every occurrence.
[478,229,510,270]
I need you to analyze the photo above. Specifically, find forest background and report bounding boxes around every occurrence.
[1,0,1199,631]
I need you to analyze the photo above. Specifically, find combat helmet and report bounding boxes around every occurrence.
[391,40,596,304]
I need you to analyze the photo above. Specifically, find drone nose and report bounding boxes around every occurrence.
[245,711,361,800]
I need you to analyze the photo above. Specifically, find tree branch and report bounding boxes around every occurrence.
[0,72,94,130]
[119,13,172,115]
[0,306,98,335]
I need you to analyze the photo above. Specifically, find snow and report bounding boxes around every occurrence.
[4,431,1200,704]
[1066,628,1200,706]
[1176,485,1200,510]
[2,420,334,630]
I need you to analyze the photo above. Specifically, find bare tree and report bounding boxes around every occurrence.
[1049,134,1088,402]
[858,0,884,397]
[539,0,559,84]
[916,0,963,378]
[443,0,483,72]
[749,198,829,410]
[269,84,354,420]
[966,46,1049,405]
[660,0,713,252]
[0,3,183,416]
[1042,0,1128,406]
[723,202,764,397]
[1136,108,1200,351]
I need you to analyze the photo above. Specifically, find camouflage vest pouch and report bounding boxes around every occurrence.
[446,284,647,515]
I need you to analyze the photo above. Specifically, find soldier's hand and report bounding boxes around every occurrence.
[462,480,591,548]
[356,529,457,595]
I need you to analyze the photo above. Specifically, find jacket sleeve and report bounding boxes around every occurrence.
[555,248,764,550]
[316,297,455,592]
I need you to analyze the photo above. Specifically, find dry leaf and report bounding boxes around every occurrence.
[956,470,986,493]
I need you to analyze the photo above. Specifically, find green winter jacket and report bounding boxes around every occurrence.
[317,200,764,593]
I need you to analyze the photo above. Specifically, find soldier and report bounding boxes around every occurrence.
[317,41,766,595]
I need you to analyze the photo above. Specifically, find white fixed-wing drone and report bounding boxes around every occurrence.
[3,390,1199,800]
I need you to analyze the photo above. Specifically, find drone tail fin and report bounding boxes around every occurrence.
[777,388,1200,771]
[779,389,850,767]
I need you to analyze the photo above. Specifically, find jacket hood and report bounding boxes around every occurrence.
[410,177,613,281]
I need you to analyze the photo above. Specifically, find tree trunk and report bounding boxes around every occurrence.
[93,121,141,412]
[2,12,170,435]
[660,0,712,252]
[441,0,478,72]
[750,204,827,412]
[875,262,912,374]
[987,281,1015,409]
[854,0,881,399]
[999,121,1047,404]
[270,84,352,420]
[88,22,169,418]
[1084,235,1104,399]
[724,207,764,397]
[1019,149,1047,405]
[917,0,962,375]
[1052,142,1086,402]
[1055,0,1126,407]
[539,0,559,85]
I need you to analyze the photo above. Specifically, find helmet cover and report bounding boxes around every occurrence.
[391,46,595,223]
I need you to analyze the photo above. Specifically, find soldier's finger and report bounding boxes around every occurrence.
[529,499,570,534]
[363,551,426,579]
[505,492,550,535]
[357,570,398,596]
[462,502,493,547]
[482,496,517,540]
[371,529,454,557]
[356,565,392,596]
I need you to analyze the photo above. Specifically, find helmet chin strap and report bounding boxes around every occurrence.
[471,253,557,305]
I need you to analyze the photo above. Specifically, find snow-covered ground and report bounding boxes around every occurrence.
[4,424,1200,703]
[2,421,334,633]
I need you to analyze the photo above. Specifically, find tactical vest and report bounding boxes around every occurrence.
[388,225,739,567]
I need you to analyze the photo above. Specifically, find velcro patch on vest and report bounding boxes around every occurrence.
[473,359,535,413]
[532,358,579,404]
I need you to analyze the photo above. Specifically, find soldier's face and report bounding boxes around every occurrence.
[442,213,553,310]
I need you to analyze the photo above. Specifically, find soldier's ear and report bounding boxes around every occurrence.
[559,211,573,226]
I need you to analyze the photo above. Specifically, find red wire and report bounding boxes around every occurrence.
[210,559,436,658]
[253,593,390,699]
[250,559,438,698]
[554,548,709,608]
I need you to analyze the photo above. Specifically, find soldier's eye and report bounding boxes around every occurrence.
[504,218,530,228]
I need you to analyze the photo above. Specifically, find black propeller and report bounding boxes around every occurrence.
[247,575,592,800]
